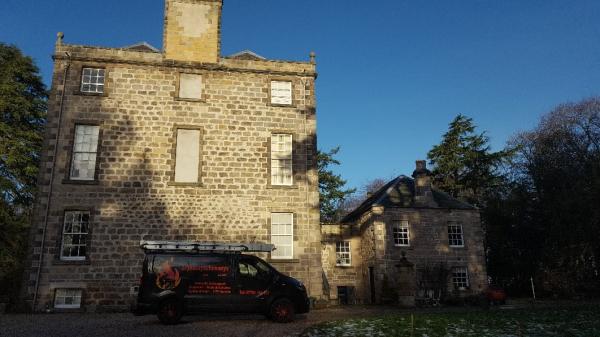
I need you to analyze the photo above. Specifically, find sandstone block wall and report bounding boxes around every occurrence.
[322,206,487,305]
[163,0,222,63]
[25,43,322,311]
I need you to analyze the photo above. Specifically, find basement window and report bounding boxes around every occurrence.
[54,289,82,309]
[80,68,105,94]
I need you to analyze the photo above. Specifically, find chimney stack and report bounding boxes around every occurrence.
[163,0,222,63]
[412,160,436,207]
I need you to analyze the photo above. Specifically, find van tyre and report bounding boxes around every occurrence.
[157,298,183,325]
[269,298,295,323]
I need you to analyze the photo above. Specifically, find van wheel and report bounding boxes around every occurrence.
[157,298,183,325]
[269,298,295,323]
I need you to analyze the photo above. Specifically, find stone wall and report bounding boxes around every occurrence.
[321,224,362,303]
[322,206,487,305]
[25,42,322,311]
[163,0,222,63]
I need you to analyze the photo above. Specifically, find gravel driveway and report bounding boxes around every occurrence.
[0,306,400,337]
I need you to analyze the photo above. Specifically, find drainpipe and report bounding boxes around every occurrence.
[32,36,71,310]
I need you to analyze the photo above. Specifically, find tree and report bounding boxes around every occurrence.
[427,114,512,207]
[318,147,355,223]
[0,43,47,304]
[510,97,600,296]
[339,177,389,214]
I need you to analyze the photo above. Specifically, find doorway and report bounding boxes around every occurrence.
[368,266,376,304]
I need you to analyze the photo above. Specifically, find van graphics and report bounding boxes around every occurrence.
[239,289,270,297]
[155,259,182,290]
[188,281,232,295]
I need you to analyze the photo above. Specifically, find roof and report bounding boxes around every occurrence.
[122,42,160,53]
[227,50,266,61]
[341,175,477,223]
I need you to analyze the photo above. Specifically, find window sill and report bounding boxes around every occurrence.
[269,103,296,108]
[175,97,206,103]
[73,90,107,97]
[62,179,99,185]
[53,259,91,266]
[52,307,85,313]
[394,245,411,248]
[336,264,352,268]
[449,246,466,249]
[267,258,300,264]
[168,182,203,187]
[267,184,298,190]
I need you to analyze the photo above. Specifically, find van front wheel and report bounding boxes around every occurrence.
[157,298,183,325]
[269,298,295,323]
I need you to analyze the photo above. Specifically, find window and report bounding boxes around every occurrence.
[174,128,201,183]
[336,241,351,266]
[452,267,470,289]
[178,73,202,100]
[271,213,293,259]
[54,289,82,309]
[393,220,410,246]
[80,68,105,94]
[60,211,90,260]
[448,224,464,247]
[70,125,100,181]
[271,134,293,186]
[270,80,292,105]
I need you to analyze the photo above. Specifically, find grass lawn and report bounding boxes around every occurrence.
[300,306,600,337]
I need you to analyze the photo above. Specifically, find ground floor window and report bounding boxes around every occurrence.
[60,211,90,260]
[54,288,82,309]
[335,241,351,266]
[271,213,293,259]
[452,267,470,290]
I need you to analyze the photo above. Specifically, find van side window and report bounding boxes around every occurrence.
[238,258,271,281]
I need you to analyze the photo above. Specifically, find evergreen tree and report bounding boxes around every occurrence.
[427,114,511,206]
[0,43,47,304]
[318,147,355,223]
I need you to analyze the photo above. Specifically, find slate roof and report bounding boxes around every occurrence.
[122,42,160,53]
[227,50,267,61]
[341,175,477,223]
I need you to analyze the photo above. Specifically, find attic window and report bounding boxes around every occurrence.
[270,81,292,105]
[178,73,203,100]
[80,68,105,94]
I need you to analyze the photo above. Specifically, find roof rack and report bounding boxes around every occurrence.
[139,241,275,253]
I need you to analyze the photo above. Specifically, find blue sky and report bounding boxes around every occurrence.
[1,0,599,190]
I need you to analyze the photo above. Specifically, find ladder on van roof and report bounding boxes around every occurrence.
[139,241,275,253]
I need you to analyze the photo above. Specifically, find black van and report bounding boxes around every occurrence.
[131,241,310,324]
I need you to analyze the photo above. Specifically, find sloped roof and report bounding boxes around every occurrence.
[122,42,160,53]
[341,175,476,223]
[227,50,266,61]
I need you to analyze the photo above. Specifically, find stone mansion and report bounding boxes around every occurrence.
[24,0,486,311]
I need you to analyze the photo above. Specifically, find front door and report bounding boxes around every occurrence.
[368,266,376,304]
